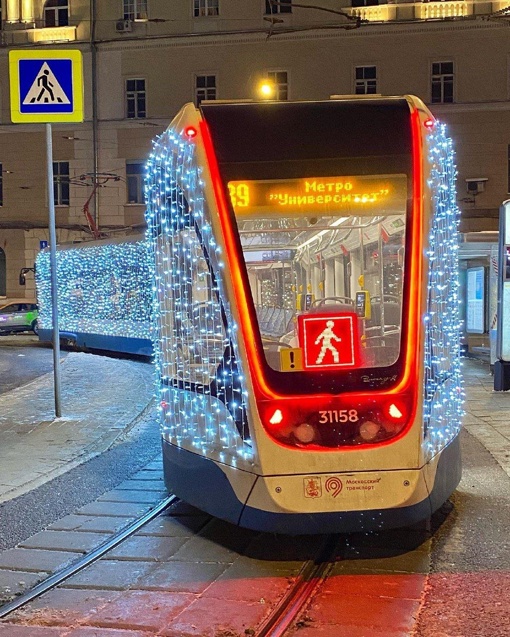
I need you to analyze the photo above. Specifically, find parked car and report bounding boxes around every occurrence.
[0,300,39,335]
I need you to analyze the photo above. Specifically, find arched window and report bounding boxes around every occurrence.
[44,0,69,27]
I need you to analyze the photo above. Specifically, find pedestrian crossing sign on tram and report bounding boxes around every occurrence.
[9,50,83,123]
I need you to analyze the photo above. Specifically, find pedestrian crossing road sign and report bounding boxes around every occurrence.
[9,49,83,123]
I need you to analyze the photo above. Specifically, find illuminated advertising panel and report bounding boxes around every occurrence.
[228,175,407,218]
[466,267,485,334]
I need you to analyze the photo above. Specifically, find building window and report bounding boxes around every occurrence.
[44,0,69,27]
[195,75,216,106]
[355,66,377,94]
[194,0,219,17]
[123,0,148,21]
[126,79,146,119]
[265,0,292,14]
[53,161,69,206]
[126,162,145,204]
[508,145,510,194]
[431,61,454,104]
[267,71,288,101]
[351,0,379,6]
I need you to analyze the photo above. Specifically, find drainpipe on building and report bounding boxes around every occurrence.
[90,0,99,232]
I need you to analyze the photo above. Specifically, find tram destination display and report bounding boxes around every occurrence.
[228,174,407,217]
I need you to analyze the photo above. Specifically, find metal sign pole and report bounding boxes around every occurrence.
[46,123,62,417]
[494,200,510,391]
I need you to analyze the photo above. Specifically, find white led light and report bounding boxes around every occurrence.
[145,122,254,466]
[422,123,464,460]
[269,409,283,425]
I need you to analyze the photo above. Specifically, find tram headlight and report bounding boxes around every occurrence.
[294,423,316,444]
[359,420,381,441]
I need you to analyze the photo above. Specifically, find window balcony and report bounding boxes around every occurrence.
[346,5,397,23]
[416,1,472,20]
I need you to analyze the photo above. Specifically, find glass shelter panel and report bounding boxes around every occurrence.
[228,174,407,373]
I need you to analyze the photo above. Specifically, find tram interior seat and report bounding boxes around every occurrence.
[365,300,401,332]
[256,306,294,339]
[363,332,400,367]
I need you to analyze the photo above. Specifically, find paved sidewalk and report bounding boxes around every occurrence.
[462,356,510,479]
[0,351,155,503]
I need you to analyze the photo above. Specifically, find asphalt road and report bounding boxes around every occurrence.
[0,334,66,395]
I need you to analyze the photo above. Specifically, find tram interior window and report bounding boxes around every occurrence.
[229,174,407,372]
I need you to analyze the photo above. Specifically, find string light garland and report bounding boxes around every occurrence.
[423,122,464,460]
[36,239,153,342]
[145,126,253,466]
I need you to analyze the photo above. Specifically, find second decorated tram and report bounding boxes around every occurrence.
[145,96,463,534]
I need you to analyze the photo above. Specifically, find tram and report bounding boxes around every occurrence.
[36,235,152,355]
[145,96,463,534]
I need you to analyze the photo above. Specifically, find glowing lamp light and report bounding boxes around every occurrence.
[388,403,404,420]
[269,409,283,425]
[294,423,316,444]
[359,421,380,441]
[424,118,435,129]
[184,126,197,139]
[258,81,275,100]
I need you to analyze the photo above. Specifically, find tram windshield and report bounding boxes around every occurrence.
[228,174,407,373]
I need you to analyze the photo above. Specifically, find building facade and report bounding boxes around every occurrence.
[0,0,509,303]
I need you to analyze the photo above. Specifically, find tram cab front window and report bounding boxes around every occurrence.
[228,174,407,374]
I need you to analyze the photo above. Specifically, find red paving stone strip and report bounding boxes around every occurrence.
[68,629,154,636]
[413,571,510,637]
[0,626,65,636]
[287,572,426,636]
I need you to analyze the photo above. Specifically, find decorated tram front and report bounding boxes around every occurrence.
[145,96,463,534]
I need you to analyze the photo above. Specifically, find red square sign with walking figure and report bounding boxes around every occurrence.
[297,312,360,370]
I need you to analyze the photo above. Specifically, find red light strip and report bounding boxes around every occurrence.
[200,106,424,408]
[200,120,273,397]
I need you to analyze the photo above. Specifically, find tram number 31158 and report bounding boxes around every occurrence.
[318,410,359,424]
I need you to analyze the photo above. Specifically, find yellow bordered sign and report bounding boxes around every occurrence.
[9,49,83,124]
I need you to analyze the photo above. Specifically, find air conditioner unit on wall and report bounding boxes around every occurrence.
[116,19,132,33]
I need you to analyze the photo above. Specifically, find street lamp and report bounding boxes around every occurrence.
[258,80,276,100]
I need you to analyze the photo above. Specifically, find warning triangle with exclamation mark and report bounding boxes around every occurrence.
[22,62,71,105]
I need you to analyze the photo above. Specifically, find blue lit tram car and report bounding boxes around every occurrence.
[146,96,463,534]
[36,235,153,356]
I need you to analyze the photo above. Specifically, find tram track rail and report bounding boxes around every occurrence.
[0,494,179,620]
[256,534,340,637]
